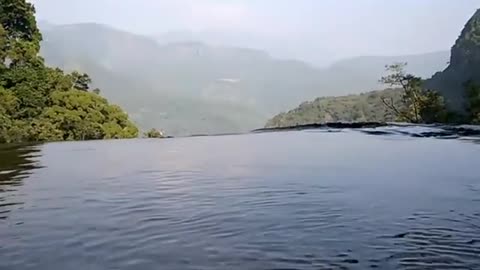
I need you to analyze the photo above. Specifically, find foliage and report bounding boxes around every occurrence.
[0,0,41,43]
[70,71,92,91]
[380,63,449,124]
[265,64,454,128]
[0,0,138,143]
[465,81,480,123]
[144,128,164,138]
[38,90,138,140]
[265,89,403,128]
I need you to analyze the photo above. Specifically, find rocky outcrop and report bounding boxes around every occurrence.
[426,9,480,112]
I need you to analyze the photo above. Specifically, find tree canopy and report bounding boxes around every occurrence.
[465,81,480,124]
[380,63,449,124]
[0,0,139,143]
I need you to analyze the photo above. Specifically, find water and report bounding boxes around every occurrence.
[1,128,479,269]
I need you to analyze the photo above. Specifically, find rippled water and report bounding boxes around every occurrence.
[1,128,480,269]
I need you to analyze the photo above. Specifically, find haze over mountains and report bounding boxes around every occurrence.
[39,21,450,135]
[266,9,480,128]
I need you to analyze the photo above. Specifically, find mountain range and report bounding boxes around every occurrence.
[266,9,480,128]
[39,21,450,135]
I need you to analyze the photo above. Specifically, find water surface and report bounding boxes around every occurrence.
[1,128,479,269]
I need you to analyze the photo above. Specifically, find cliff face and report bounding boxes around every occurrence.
[450,9,480,67]
[426,9,480,111]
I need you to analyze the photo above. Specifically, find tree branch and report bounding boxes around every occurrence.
[381,96,414,122]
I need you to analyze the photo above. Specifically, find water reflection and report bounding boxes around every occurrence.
[0,144,42,219]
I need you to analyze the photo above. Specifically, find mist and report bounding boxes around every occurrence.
[23,0,480,136]
[30,0,478,66]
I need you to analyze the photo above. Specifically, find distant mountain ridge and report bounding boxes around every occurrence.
[330,51,449,80]
[38,22,450,135]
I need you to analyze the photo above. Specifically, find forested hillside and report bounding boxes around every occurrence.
[0,0,138,143]
[38,22,449,135]
[265,89,403,128]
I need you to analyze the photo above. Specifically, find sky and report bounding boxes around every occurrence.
[29,0,479,66]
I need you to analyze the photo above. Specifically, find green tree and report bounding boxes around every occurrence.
[0,0,41,44]
[70,71,92,91]
[465,81,480,123]
[0,25,7,70]
[0,86,18,114]
[380,63,448,123]
[0,0,42,68]
[40,90,138,141]
[0,0,140,143]
[0,87,16,142]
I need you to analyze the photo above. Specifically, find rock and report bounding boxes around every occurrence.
[425,9,480,112]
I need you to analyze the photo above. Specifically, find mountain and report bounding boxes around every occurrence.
[40,22,326,109]
[39,22,449,135]
[265,9,480,128]
[155,30,326,66]
[40,23,271,135]
[426,9,480,111]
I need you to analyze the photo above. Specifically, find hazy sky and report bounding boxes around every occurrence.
[29,0,479,65]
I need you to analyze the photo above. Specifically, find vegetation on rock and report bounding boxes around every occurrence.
[144,128,164,138]
[465,81,480,124]
[380,63,449,124]
[0,0,138,143]
[265,89,402,128]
